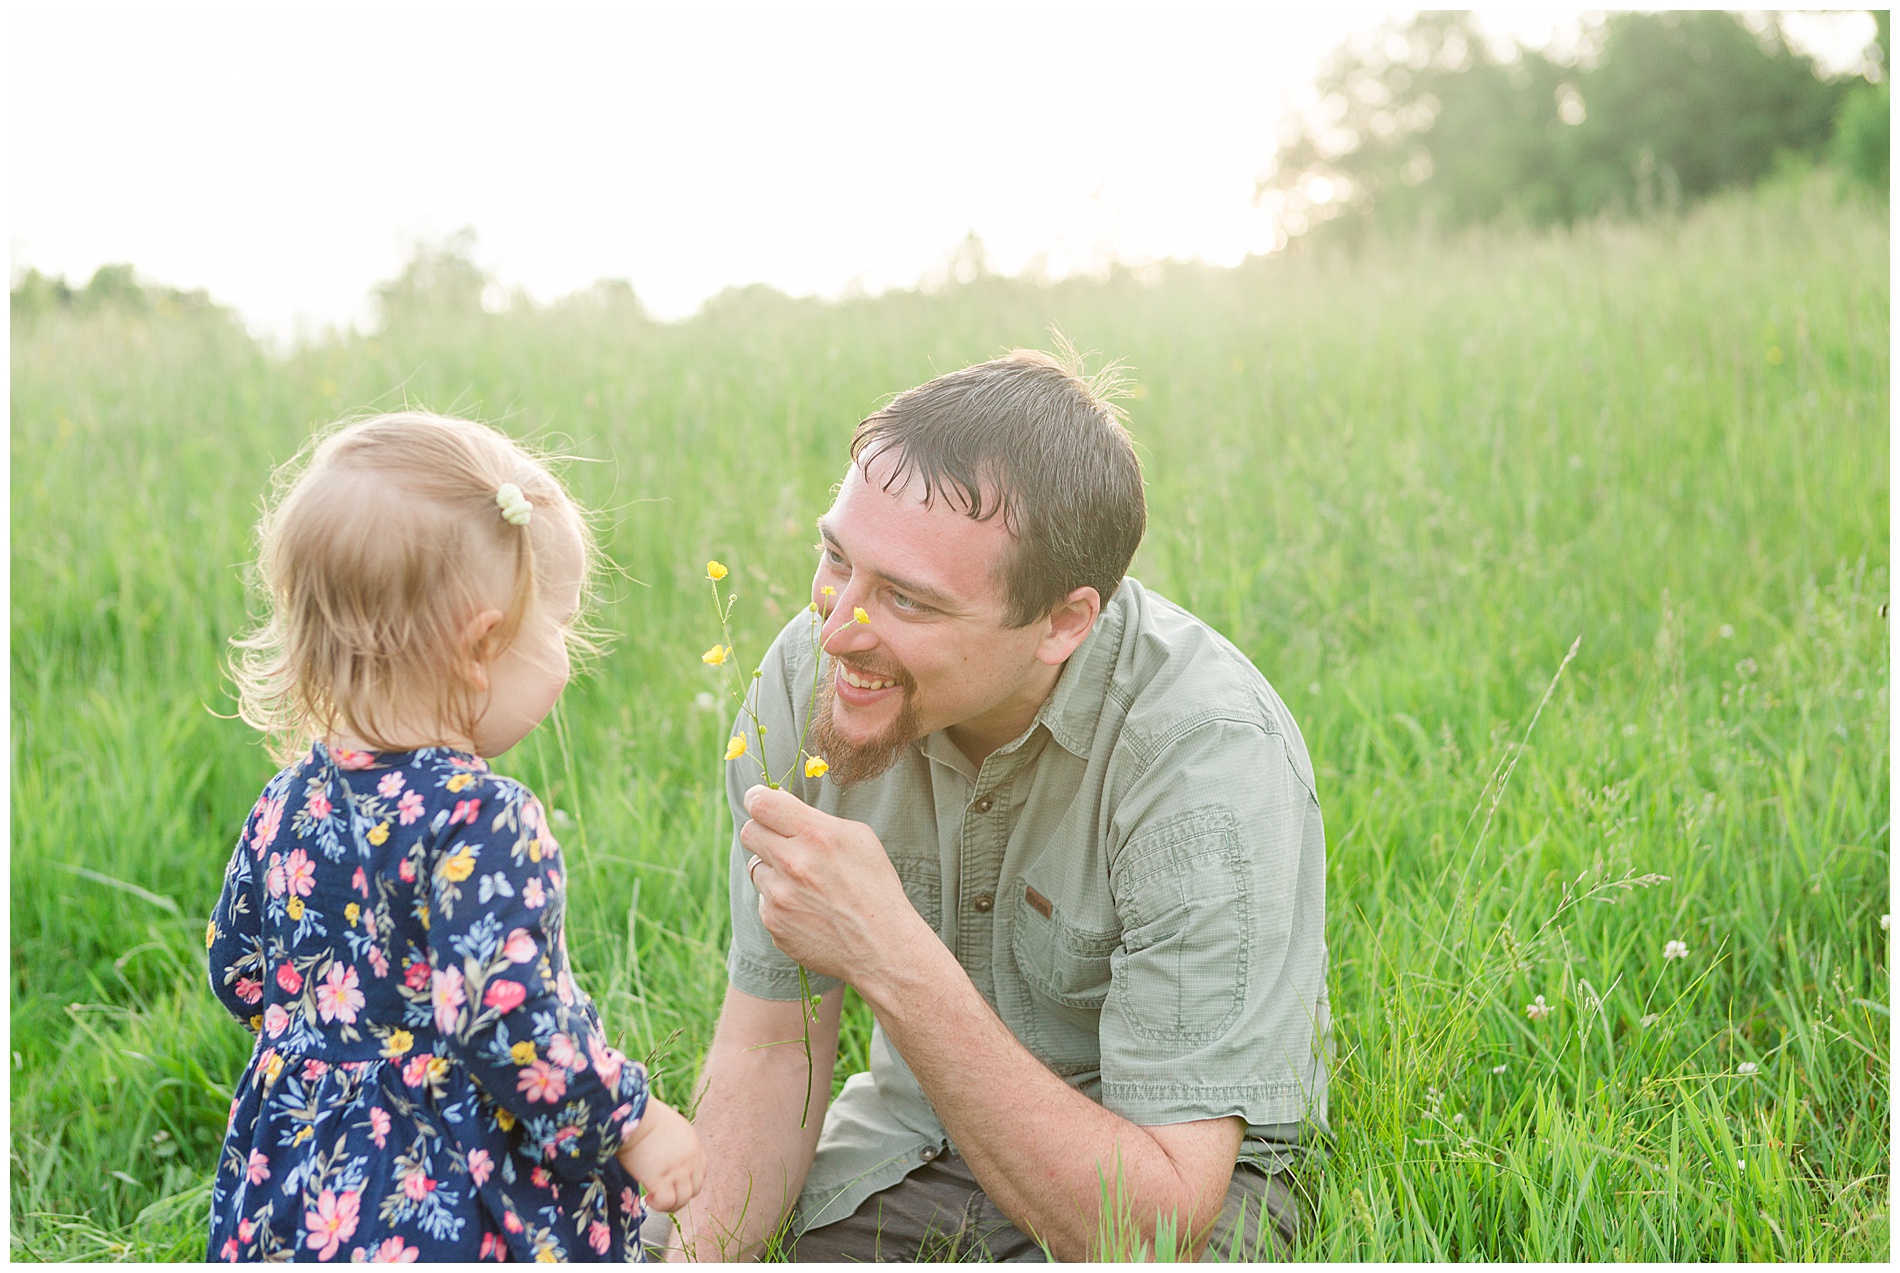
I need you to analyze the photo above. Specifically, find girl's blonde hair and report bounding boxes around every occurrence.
[231,411,599,760]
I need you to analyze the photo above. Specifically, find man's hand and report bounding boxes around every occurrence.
[739,785,932,981]
[616,1096,706,1214]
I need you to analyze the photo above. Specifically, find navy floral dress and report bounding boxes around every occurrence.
[206,742,650,1262]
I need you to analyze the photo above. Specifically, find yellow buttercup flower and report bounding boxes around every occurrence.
[853,607,869,624]
[442,851,476,882]
[367,821,389,846]
[510,1040,538,1066]
[383,1029,414,1059]
[345,902,361,925]
[706,560,729,581]
[725,735,748,761]
[821,586,836,596]
[249,1014,263,1032]
[804,755,830,778]
[286,896,305,921]
[702,643,731,666]
[446,772,474,793]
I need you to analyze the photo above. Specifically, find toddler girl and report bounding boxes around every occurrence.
[206,412,701,1261]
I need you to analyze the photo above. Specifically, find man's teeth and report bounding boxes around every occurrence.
[840,665,896,691]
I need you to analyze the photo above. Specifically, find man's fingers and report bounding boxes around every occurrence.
[742,783,826,836]
[738,814,795,866]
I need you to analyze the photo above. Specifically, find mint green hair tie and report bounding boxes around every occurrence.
[495,482,533,526]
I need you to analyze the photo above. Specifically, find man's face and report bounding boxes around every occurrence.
[808,453,1054,782]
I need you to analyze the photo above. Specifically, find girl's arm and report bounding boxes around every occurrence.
[207,824,267,1032]
[425,781,649,1183]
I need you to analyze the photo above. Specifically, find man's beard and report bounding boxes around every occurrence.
[808,660,922,788]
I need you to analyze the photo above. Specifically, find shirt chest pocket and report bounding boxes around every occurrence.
[1010,884,1120,1010]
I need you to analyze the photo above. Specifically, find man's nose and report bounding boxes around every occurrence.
[820,592,873,656]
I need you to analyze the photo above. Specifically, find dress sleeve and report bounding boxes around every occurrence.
[207,803,268,1032]
[423,776,649,1183]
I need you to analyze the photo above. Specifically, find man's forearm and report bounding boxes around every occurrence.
[856,943,1239,1261]
[671,989,842,1262]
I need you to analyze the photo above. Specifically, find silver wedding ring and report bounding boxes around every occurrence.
[747,854,764,888]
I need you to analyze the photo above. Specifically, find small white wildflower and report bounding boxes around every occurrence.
[1641,1013,1662,1027]
[1663,939,1689,960]
[1492,1063,1508,1074]
[1526,994,1554,1021]
[1718,624,1735,639]
[694,691,718,712]
[551,808,573,828]
[1451,1113,1464,1123]
[1737,1061,1758,1075]
[1736,1158,1745,1171]
[1882,914,1891,933]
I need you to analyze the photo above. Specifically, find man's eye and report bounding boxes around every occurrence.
[822,546,846,567]
[891,592,926,613]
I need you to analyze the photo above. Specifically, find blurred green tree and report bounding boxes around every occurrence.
[1261,10,1869,239]
[373,227,490,325]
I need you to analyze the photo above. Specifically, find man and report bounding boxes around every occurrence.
[668,348,1329,1262]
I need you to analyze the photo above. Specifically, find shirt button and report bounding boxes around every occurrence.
[974,797,994,813]
[972,894,994,913]
[920,1146,939,1162]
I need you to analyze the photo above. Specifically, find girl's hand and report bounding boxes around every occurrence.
[616,1096,707,1214]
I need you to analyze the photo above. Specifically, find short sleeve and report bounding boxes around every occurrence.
[1097,718,1329,1131]
[723,615,843,1002]
[424,776,649,1182]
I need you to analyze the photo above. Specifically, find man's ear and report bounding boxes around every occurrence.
[462,608,505,691]
[1035,586,1101,667]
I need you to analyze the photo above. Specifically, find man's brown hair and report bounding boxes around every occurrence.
[849,346,1146,628]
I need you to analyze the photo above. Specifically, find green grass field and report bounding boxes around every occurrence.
[10,172,1889,1260]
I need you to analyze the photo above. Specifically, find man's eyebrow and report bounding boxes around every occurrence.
[816,517,962,611]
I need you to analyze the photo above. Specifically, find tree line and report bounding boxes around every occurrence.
[1259,10,1889,242]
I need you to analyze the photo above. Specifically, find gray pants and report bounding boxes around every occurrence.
[785,1152,1300,1262]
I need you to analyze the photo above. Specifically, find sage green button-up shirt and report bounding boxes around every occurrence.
[724,578,1331,1234]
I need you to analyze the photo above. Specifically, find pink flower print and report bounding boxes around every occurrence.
[403,960,432,992]
[397,790,425,825]
[401,1055,431,1088]
[351,866,368,895]
[284,849,316,898]
[305,789,333,821]
[531,1165,552,1188]
[398,856,417,883]
[588,1220,611,1255]
[316,962,365,1025]
[431,964,466,1035]
[368,1106,391,1148]
[251,797,285,857]
[246,1149,271,1185]
[547,1033,582,1071]
[588,1037,625,1091]
[555,970,575,1005]
[399,1168,436,1202]
[332,748,375,770]
[480,1233,498,1260]
[228,1094,240,1130]
[450,798,481,826]
[622,1186,637,1213]
[221,1237,239,1261]
[523,877,546,909]
[377,771,406,797]
[238,1218,255,1243]
[263,1004,289,1038]
[516,1060,567,1104]
[467,1147,494,1186]
[275,963,303,995]
[303,1187,360,1261]
[302,1059,329,1081]
[503,1211,524,1234]
[482,979,527,1015]
[265,854,287,898]
[366,947,388,979]
[503,928,538,964]
[362,909,378,938]
[235,976,263,1005]
[368,1236,418,1263]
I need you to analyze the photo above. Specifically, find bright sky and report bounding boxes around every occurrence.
[9,4,1877,339]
